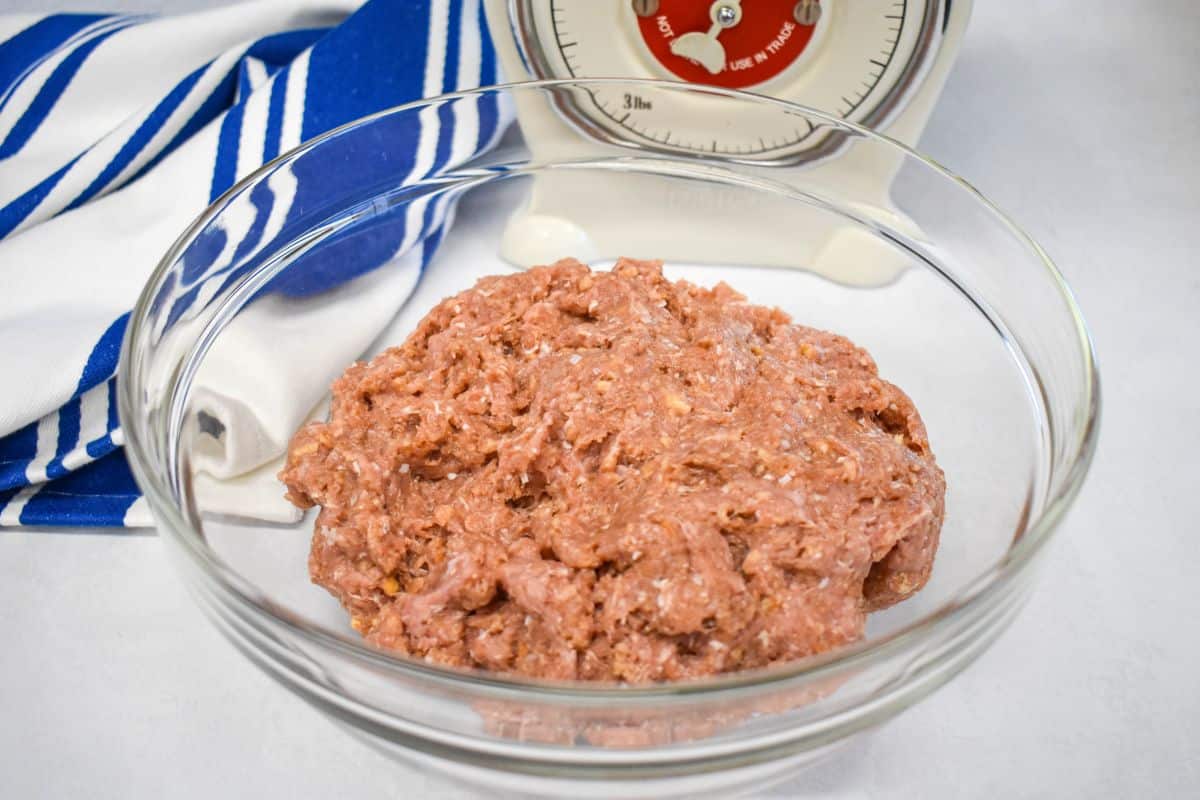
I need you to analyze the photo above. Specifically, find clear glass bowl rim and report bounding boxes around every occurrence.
[118,78,1101,701]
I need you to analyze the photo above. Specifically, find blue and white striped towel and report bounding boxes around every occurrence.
[0,0,503,528]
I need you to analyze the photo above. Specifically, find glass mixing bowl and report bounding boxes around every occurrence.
[118,80,1098,798]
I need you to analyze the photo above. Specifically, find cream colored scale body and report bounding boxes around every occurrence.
[484,1,972,285]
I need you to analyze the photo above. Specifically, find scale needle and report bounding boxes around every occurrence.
[669,0,742,75]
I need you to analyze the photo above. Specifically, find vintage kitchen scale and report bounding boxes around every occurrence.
[481,0,971,284]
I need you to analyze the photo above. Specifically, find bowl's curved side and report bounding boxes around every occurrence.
[163,519,1039,784]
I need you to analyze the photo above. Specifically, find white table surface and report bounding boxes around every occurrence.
[3,1,1199,797]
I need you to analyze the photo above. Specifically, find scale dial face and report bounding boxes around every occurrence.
[517,0,943,161]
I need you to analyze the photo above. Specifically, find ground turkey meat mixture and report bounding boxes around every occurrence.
[281,258,945,682]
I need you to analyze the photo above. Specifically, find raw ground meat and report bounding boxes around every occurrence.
[280,258,945,682]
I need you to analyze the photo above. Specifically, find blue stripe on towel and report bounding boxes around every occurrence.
[475,3,499,151]
[246,28,324,68]
[65,67,207,211]
[83,380,120,460]
[430,0,463,173]
[209,97,246,202]
[478,1,496,86]
[0,152,82,237]
[76,313,129,396]
[262,67,288,162]
[17,449,139,526]
[301,0,430,142]
[44,395,82,480]
[125,65,239,188]
[0,485,21,515]
[0,18,134,159]
[0,420,38,491]
[0,14,111,102]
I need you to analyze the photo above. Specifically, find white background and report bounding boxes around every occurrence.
[3,1,1199,797]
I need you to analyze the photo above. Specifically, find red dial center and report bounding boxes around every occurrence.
[636,0,818,90]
